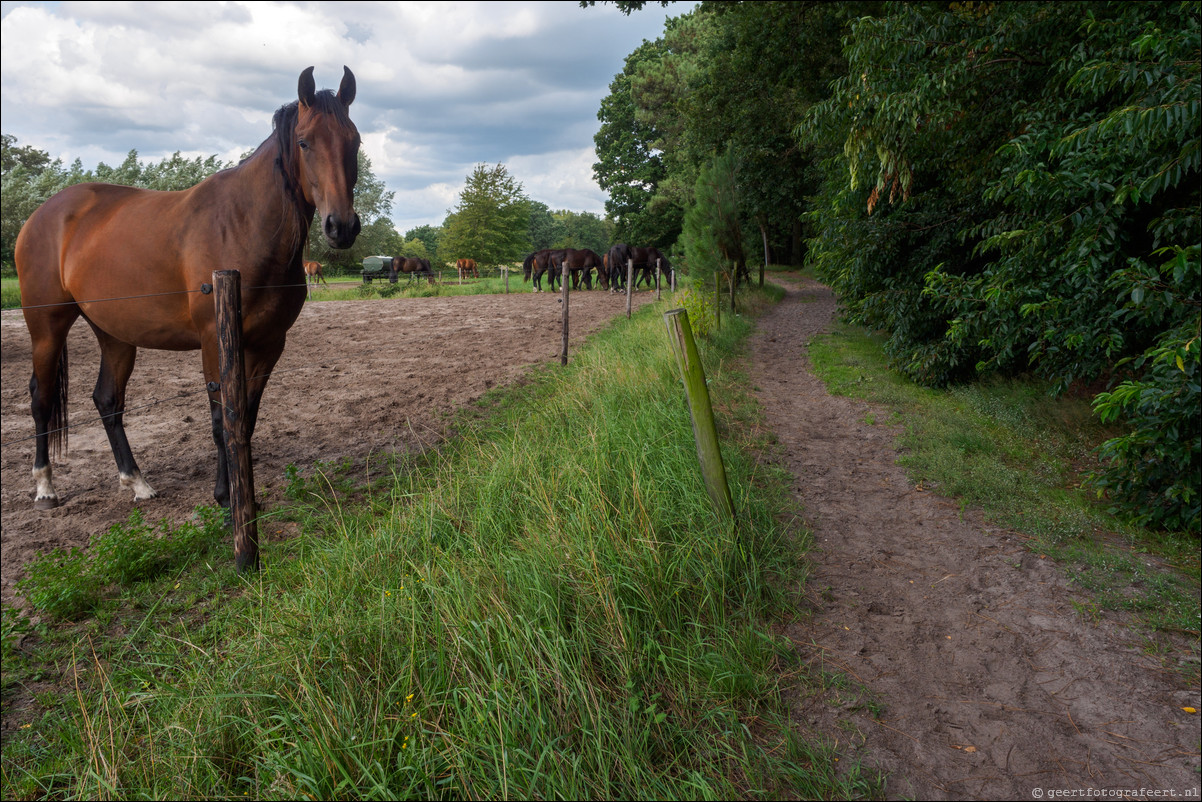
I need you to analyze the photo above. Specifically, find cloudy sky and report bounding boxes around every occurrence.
[0,1,688,234]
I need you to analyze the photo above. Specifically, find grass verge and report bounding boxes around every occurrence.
[809,321,1201,645]
[1,285,883,800]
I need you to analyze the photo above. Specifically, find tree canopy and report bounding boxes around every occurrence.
[439,163,531,266]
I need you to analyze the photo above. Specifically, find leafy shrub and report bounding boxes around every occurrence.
[1088,325,1201,533]
[673,285,718,339]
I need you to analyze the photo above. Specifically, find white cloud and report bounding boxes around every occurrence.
[1,0,689,234]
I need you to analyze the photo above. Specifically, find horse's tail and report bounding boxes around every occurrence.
[48,343,69,457]
[523,253,534,281]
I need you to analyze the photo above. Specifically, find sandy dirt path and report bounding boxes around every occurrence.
[746,274,1199,800]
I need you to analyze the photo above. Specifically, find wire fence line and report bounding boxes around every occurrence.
[0,361,331,450]
[2,279,342,451]
[4,281,314,314]
[2,267,621,453]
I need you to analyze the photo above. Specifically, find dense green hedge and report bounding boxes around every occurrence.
[801,1,1200,532]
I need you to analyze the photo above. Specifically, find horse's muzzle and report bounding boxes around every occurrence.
[324,212,361,250]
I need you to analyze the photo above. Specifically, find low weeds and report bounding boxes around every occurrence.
[1,286,881,800]
[15,507,227,620]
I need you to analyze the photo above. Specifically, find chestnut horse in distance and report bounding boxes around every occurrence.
[14,66,362,521]
[456,258,478,279]
[303,260,328,297]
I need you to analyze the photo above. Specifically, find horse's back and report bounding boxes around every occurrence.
[16,182,216,350]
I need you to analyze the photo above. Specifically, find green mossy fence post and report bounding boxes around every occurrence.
[213,269,259,573]
[664,308,735,521]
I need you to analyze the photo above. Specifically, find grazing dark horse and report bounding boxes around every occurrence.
[523,249,561,292]
[607,244,671,291]
[303,260,328,297]
[550,248,605,290]
[15,66,361,511]
[389,256,435,283]
[455,258,478,279]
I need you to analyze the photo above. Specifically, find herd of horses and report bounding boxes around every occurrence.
[522,245,672,293]
[9,64,678,541]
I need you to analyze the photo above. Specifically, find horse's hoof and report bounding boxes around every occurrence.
[34,496,61,510]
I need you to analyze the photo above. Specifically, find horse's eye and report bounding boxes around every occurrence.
[298,139,309,151]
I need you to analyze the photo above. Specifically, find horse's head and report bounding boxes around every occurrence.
[296,66,361,250]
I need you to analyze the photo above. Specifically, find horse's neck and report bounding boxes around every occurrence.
[224,141,313,269]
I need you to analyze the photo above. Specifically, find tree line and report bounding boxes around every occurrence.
[588,0,1198,533]
[0,139,611,276]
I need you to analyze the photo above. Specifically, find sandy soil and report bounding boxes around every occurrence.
[1,286,653,609]
[747,274,1200,800]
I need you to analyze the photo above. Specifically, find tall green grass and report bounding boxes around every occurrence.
[2,291,880,800]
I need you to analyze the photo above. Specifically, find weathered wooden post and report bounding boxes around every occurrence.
[714,272,723,330]
[626,258,635,319]
[656,258,662,301]
[561,258,570,366]
[213,270,259,573]
[664,308,734,521]
[504,266,509,294]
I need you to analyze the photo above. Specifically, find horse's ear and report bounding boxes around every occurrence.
[298,66,317,108]
[337,66,356,107]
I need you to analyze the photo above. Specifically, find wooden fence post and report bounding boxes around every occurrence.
[664,308,734,521]
[561,258,570,366]
[626,258,634,319]
[213,270,259,573]
[656,258,662,301]
[504,266,509,294]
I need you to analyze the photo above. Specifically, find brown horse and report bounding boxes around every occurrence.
[15,66,361,512]
[389,256,435,283]
[303,260,328,297]
[607,244,671,291]
[551,248,605,290]
[456,258,478,279]
[522,249,566,292]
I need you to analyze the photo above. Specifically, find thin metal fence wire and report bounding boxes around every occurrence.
[2,276,329,450]
[0,361,324,450]
[4,281,311,314]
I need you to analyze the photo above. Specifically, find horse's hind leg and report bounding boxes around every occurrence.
[90,328,156,501]
[25,309,79,509]
[28,339,69,509]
